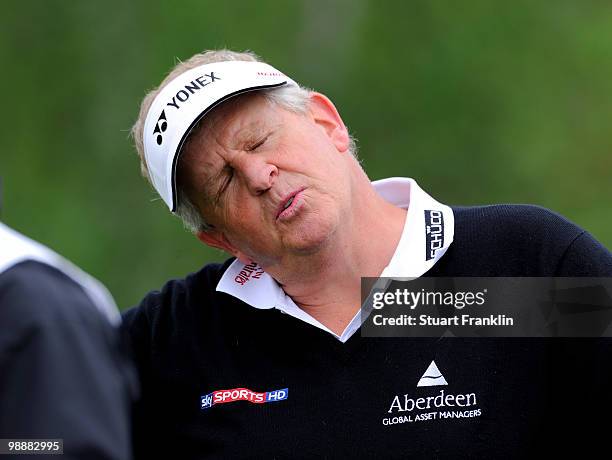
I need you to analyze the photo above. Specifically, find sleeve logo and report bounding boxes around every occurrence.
[425,210,444,261]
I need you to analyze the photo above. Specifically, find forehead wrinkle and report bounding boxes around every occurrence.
[209,93,278,147]
[216,116,261,150]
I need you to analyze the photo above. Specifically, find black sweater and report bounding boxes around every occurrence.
[0,261,135,459]
[122,205,612,459]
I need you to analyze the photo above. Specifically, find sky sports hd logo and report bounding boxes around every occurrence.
[201,387,288,410]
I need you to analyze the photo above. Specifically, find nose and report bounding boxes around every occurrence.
[236,155,278,195]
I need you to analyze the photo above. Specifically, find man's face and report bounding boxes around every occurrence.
[181,92,352,269]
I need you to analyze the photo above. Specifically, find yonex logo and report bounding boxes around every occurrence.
[416,360,448,387]
[425,210,444,261]
[153,110,167,145]
[201,387,288,410]
[152,72,221,145]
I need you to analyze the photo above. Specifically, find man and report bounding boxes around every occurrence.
[0,222,136,459]
[124,50,612,458]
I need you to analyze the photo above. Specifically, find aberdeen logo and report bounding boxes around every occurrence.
[416,360,448,387]
[201,387,288,410]
[383,360,482,426]
[424,210,444,261]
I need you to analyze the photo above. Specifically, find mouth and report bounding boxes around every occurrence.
[276,188,306,221]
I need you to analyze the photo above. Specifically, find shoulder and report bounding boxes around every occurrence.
[0,260,125,383]
[434,204,611,276]
[452,204,584,257]
[0,223,119,324]
[121,259,233,340]
[452,204,582,239]
[0,260,109,332]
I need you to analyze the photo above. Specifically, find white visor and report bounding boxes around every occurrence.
[143,60,298,212]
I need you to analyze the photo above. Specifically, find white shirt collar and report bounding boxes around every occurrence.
[216,177,454,341]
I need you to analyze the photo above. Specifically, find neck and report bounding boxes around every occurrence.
[265,176,407,335]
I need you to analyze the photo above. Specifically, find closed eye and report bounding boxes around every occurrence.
[247,135,269,151]
[213,166,233,204]
[221,167,233,191]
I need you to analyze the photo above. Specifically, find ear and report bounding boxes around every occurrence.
[196,230,252,264]
[308,92,350,153]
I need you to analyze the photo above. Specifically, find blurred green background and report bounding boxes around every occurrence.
[1,0,611,309]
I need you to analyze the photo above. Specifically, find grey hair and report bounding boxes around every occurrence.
[131,49,358,234]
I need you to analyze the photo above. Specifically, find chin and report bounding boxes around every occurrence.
[284,219,337,256]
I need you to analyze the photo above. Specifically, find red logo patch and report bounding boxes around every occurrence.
[234,262,264,285]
